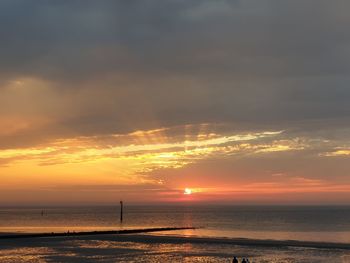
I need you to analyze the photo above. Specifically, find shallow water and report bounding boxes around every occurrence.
[1,235,350,263]
[1,205,350,243]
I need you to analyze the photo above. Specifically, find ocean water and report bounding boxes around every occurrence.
[1,206,350,262]
[1,205,350,243]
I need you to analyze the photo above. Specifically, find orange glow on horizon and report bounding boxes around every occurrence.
[0,123,349,204]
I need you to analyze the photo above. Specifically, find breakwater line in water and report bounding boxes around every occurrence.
[0,227,197,239]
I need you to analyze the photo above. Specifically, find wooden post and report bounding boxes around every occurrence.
[120,200,123,223]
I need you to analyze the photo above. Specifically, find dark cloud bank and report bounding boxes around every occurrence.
[0,0,350,147]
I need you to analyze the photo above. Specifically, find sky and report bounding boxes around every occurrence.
[1,0,350,205]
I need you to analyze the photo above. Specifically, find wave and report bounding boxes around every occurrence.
[118,234,350,250]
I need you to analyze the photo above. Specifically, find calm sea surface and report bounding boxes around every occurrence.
[1,205,350,243]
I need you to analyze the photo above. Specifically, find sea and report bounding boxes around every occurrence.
[1,205,350,262]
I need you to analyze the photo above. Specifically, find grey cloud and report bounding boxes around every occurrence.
[0,0,350,147]
[1,0,349,80]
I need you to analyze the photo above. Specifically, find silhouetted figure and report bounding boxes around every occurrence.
[232,256,239,263]
[242,258,247,263]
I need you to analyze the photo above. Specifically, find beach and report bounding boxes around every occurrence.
[1,233,350,262]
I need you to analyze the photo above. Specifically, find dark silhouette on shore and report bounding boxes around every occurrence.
[233,257,249,263]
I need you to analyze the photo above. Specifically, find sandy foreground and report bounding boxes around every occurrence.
[1,234,350,262]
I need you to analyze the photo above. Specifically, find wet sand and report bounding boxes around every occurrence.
[1,233,350,262]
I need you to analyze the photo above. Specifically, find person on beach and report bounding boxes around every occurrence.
[232,256,238,263]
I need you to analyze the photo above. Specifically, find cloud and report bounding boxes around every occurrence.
[0,125,289,170]
[0,0,350,145]
[321,149,350,157]
[1,1,350,204]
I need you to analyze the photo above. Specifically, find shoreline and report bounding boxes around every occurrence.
[95,233,350,250]
[1,230,350,250]
[141,234,350,250]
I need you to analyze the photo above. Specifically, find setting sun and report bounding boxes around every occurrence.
[184,188,192,195]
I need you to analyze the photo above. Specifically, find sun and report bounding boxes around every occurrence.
[184,188,192,195]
